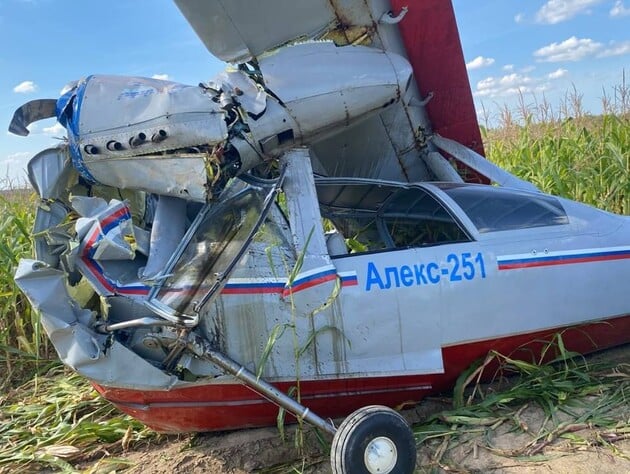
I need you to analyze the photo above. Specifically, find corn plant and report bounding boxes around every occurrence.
[0,189,53,388]
[485,114,629,215]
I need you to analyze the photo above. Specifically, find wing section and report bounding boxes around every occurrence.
[175,0,489,185]
[173,0,377,63]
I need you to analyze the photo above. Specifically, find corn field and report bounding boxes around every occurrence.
[0,189,47,389]
[485,114,629,215]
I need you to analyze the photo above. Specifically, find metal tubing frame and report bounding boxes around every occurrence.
[200,347,337,436]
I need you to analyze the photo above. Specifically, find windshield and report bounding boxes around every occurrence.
[147,177,282,322]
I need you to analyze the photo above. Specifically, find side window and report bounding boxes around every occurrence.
[384,216,468,247]
[327,214,387,253]
[317,183,470,254]
[441,185,568,233]
[382,189,470,248]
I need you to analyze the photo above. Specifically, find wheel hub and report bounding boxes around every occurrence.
[364,436,398,473]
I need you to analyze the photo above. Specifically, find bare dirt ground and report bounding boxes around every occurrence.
[84,346,630,474]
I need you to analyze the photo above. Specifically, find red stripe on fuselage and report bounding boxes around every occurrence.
[99,207,130,232]
[94,314,630,433]
[499,253,630,270]
[282,273,338,297]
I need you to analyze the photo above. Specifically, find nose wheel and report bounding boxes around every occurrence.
[194,345,416,473]
[331,405,416,474]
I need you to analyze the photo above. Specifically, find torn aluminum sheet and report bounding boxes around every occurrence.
[141,196,188,280]
[33,200,70,269]
[14,260,178,390]
[206,69,268,116]
[27,147,75,200]
[74,198,136,261]
[71,197,149,298]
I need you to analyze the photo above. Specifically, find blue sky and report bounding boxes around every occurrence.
[1,0,628,184]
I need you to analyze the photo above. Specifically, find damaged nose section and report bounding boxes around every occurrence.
[9,43,413,201]
[54,75,232,201]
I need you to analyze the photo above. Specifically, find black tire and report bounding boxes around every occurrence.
[330,405,416,474]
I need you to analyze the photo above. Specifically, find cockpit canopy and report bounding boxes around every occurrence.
[316,179,569,253]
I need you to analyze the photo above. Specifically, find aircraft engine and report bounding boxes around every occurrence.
[11,43,413,201]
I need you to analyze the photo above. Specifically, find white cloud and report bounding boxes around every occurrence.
[521,65,536,73]
[151,74,170,81]
[536,0,603,24]
[475,73,535,98]
[1,152,31,185]
[597,40,630,57]
[13,80,38,93]
[466,56,495,71]
[42,122,66,136]
[514,13,525,23]
[548,68,569,79]
[534,36,603,62]
[503,64,515,72]
[610,0,630,16]
[5,152,31,163]
[472,68,571,99]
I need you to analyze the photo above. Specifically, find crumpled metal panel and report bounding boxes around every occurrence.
[71,196,149,298]
[71,76,226,151]
[85,154,209,202]
[74,198,136,261]
[57,75,227,199]
[27,147,74,199]
[14,260,178,389]
[208,70,268,116]
[141,196,188,279]
[33,201,69,268]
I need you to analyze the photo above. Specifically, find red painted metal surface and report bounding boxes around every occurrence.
[94,314,630,433]
[389,0,488,183]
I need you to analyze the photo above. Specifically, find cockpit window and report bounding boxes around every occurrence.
[381,188,469,246]
[439,184,569,233]
[317,182,470,253]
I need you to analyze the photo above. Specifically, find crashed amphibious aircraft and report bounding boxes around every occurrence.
[10,1,630,472]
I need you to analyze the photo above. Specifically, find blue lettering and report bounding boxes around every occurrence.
[475,252,487,278]
[427,263,440,284]
[413,264,428,285]
[447,254,463,282]
[365,262,384,291]
[400,265,414,287]
[365,253,487,291]
[461,252,475,280]
[383,267,401,288]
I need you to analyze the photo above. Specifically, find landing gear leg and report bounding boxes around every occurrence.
[194,342,416,473]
